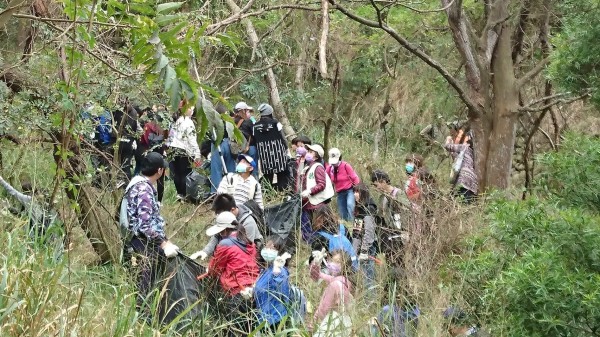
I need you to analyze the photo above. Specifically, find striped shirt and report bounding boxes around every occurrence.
[217,173,264,210]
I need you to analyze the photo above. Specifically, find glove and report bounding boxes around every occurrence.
[131,140,137,150]
[273,252,291,275]
[358,253,369,261]
[190,250,208,260]
[240,287,254,300]
[162,242,180,258]
[301,189,311,198]
[193,158,202,168]
[311,248,327,265]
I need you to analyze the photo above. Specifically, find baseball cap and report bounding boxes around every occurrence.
[140,152,168,173]
[234,102,253,111]
[258,103,274,116]
[305,144,324,158]
[206,211,238,236]
[328,148,341,165]
[237,154,257,170]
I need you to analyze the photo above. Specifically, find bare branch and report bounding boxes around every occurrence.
[516,56,550,89]
[398,0,456,13]
[12,13,133,28]
[318,0,330,78]
[206,3,320,35]
[328,0,481,115]
[519,91,590,113]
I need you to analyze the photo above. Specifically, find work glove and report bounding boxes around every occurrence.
[240,287,254,300]
[358,253,369,261]
[162,242,180,258]
[190,250,208,261]
[301,189,311,198]
[131,140,137,150]
[311,248,327,265]
[273,252,291,275]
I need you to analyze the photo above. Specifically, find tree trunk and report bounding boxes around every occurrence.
[318,0,329,79]
[224,0,296,138]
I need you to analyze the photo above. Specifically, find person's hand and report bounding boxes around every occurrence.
[446,136,454,144]
[311,248,327,265]
[301,189,311,198]
[193,158,202,168]
[162,241,180,258]
[273,252,291,275]
[190,250,208,260]
[240,287,254,300]
[358,253,369,261]
[131,140,137,150]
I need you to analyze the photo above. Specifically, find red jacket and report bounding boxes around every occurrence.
[208,235,259,296]
[326,161,360,192]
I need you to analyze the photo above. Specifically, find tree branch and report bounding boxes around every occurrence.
[516,56,550,89]
[329,0,481,115]
[398,0,456,13]
[519,91,590,113]
[12,13,133,28]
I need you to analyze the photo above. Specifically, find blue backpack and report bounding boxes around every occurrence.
[318,224,358,269]
[95,111,113,145]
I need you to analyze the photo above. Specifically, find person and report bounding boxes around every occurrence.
[190,193,263,261]
[210,104,236,193]
[445,123,478,203]
[166,100,202,200]
[291,135,312,193]
[299,143,334,243]
[352,182,378,285]
[404,153,424,203]
[290,135,311,154]
[206,211,259,336]
[113,103,139,186]
[326,147,360,222]
[136,106,168,202]
[217,154,263,210]
[254,237,296,331]
[310,204,358,269]
[308,249,354,336]
[80,102,115,188]
[233,102,258,168]
[121,152,180,309]
[252,103,291,191]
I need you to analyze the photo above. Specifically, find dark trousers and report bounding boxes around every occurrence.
[263,171,291,192]
[117,139,135,181]
[127,236,165,311]
[171,154,193,196]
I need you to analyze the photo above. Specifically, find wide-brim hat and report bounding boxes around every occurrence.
[206,211,237,236]
[305,144,325,158]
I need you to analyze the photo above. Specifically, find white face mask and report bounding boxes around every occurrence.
[261,248,279,262]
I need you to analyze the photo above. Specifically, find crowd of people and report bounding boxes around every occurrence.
[111,99,481,336]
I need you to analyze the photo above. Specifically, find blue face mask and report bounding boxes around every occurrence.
[236,163,248,173]
[405,163,415,174]
[261,248,279,262]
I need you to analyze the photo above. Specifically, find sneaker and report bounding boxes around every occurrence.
[176,194,186,202]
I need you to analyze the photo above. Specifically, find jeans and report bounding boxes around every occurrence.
[336,188,356,221]
[359,245,377,288]
[301,210,315,243]
[210,138,236,193]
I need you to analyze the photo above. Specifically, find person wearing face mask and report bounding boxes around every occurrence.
[216,154,263,210]
[308,249,354,336]
[290,135,312,192]
[299,143,334,243]
[326,147,361,222]
[404,153,424,203]
[253,237,295,331]
[233,102,258,172]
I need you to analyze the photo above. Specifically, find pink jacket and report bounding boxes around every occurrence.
[309,264,353,326]
[326,162,360,193]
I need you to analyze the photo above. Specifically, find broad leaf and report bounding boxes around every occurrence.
[157,2,184,14]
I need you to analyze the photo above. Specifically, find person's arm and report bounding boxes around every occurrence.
[309,165,327,195]
[345,163,361,186]
[313,280,342,325]
[0,176,32,206]
[130,184,167,244]
[253,181,264,210]
[184,119,202,159]
[360,215,376,254]
[444,139,468,154]
[201,235,219,256]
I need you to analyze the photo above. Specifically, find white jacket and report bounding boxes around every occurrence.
[167,116,201,158]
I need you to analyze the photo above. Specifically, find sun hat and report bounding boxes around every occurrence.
[206,211,237,236]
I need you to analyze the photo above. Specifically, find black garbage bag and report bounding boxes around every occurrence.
[186,170,211,202]
[152,254,214,331]
[264,196,301,252]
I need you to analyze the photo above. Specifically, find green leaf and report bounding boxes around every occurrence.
[154,54,169,73]
[159,21,187,41]
[163,65,176,93]
[155,14,180,26]
[157,2,184,14]
[203,99,223,145]
[148,31,160,45]
[169,79,181,113]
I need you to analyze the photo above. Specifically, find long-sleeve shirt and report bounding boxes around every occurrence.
[326,161,360,192]
[352,201,377,254]
[309,266,353,327]
[167,116,201,159]
[208,235,259,295]
[217,173,263,210]
[126,177,167,244]
[444,143,478,194]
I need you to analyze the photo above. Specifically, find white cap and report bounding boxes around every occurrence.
[328,148,341,165]
[206,211,237,236]
[305,144,325,158]
[234,102,253,111]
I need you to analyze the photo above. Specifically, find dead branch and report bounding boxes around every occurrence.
[12,13,133,28]
[329,0,481,116]
[519,92,590,113]
[515,56,550,89]
[398,0,456,13]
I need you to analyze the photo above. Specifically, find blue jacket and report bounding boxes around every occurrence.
[254,266,291,325]
[318,223,358,269]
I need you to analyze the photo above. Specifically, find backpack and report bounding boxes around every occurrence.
[242,199,265,229]
[96,111,114,145]
[118,176,147,243]
[318,224,358,269]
